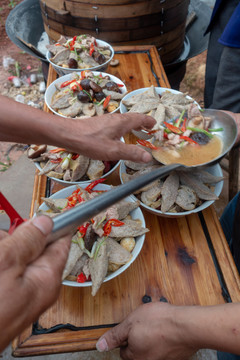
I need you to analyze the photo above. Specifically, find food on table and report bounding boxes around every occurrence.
[122,85,196,130]
[27,145,118,182]
[121,160,224,213]
[138,103,223,166]
[38,184,149,295]
[50,70,125,118]
[46,34,112,69]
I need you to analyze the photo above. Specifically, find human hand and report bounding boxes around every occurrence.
[0,216,71,352]
[63,112,156,163]
[96,302,197,360]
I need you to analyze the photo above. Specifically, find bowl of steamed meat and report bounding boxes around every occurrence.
[37,183,148,295]
[27,145,121,186]
[120,86,200,138]
[119,160,224,218]
[45,70,127,118]
[46,34,114,76]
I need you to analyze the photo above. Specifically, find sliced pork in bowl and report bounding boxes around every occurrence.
[27,145,122,186]
[45,70,127,118]
[119,160,224,218]
[37,183,148,295]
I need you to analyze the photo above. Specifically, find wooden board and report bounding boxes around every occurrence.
[12,46,240,357]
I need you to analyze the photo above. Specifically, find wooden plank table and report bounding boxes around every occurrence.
[12,45,240,357]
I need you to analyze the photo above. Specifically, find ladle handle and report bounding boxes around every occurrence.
[48,163,183,242]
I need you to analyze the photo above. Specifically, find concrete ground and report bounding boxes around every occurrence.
[0,154,225,360]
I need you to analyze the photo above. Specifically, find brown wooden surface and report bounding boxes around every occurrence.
[12,46,240,357]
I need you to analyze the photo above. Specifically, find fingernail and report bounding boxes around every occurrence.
[32,216,53,236]
[142,151,152,163]
[96,338,108,352]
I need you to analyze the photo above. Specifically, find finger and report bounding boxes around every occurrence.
[0,229,8,240]
[113,142,153,163]
[120,345,133,360]
[0,216,53,271]
[107,113,156,137]
[23,235,71,311]
[96,321,129,352]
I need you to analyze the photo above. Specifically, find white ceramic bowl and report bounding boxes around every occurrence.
[119,161,224,218]
[34,157,121,187]
[46,39,114,76]
[120,87,200,139]
[37,183,146,287]
[45,70,127,118]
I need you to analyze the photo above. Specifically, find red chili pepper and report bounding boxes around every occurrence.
[103,95,111,109]
[60,80,77,88]
[80,71,86,80]
[71,81,82,92]
[103,219,125,236]
[50,158,62,163]
[180,135,199,145]
[163,131,168,139]
[163,121,183,135]
[137,139,160,151]
[72,154,79,160]
[117,83,124,87]
[89,43,95,56]
[77,272,87,283]
[49,147,66,153]
[77,193,85,203]
[181,118,187,132]
[85,178,106,193]
[77,223,90,237]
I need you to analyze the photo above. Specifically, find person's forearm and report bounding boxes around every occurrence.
[0,95,74,147]
[177,303,240,354]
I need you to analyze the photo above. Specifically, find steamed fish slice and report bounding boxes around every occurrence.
[188,168,224,184]
[87,159,105,180]
[109,219,149,238]
[124,159,159,171]
[141,181,162,207]
[115,200,140,220]
[59,101,83,118]
[69,253,89,277]
[161,172,179,213]
[122,85,159,107]
[106,237,132,265]
[70,155,90,181]
[152,103,166,129]
[178,171,218,200]
[41,197,68,212]
[38,160,58,175]
[62,236,83,280]
[102,89,125,100]
[89,238,108,296]
[129,99,160,114]
[121,165,162,194]
[175,185,197,211]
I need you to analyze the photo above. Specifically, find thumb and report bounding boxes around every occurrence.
[96,321,129,352]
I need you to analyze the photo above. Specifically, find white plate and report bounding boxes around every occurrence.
[120,87,199,139]
[37,183,146,287]
[119,161,224,218]
[45,70,127,118]
[46,39,114,76]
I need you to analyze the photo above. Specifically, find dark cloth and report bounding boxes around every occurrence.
[219,193,240,360]
[220,192,240,273]
[206,0,240,47]
[204,0,240,109]
[218,351,240,360]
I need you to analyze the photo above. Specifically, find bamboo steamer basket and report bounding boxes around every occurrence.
[40,0,190,64]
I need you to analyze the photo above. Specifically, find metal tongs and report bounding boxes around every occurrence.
[48,163,184,242]
[0,164,184,240]
[0,192,25,234]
